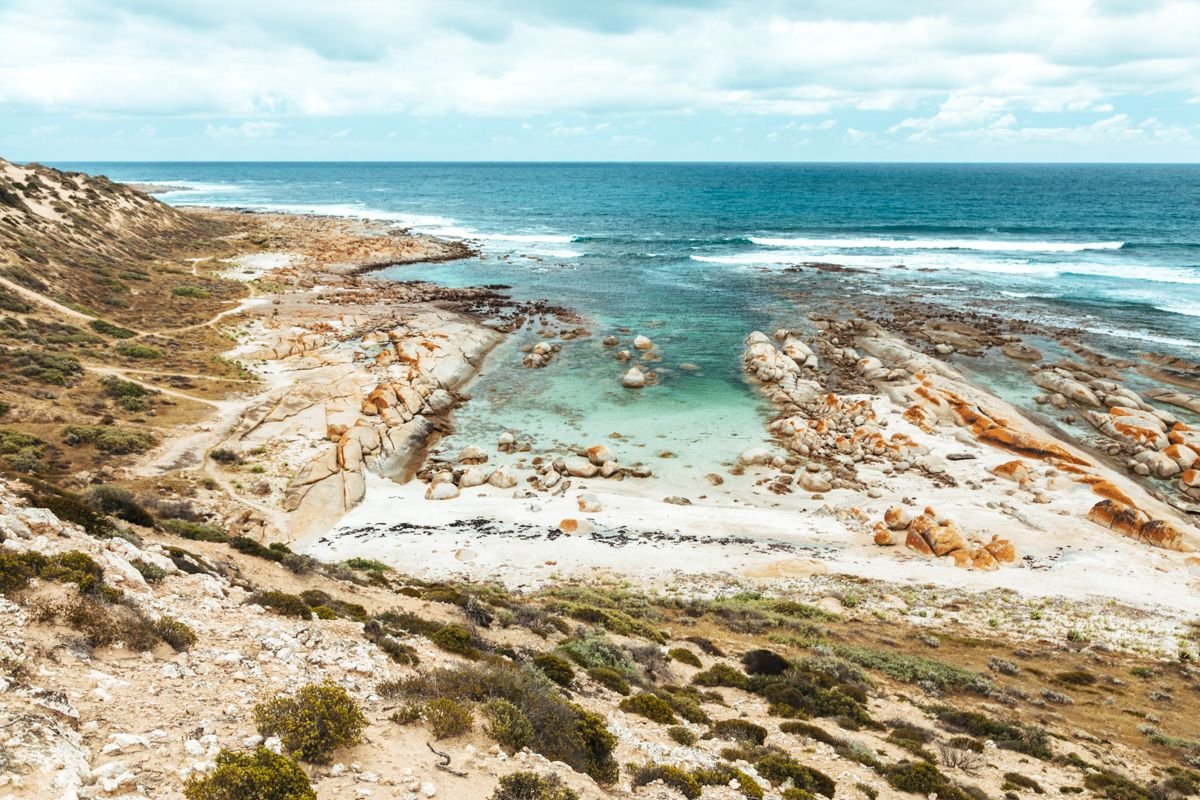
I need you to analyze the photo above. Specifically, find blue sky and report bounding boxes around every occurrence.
[2,0,1199,161]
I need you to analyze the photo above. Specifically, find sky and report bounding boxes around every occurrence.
[2,0,1199,162]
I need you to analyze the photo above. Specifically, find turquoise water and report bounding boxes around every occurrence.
[57,162,1200,467]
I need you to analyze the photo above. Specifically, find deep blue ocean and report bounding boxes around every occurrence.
[56,162,1200,466]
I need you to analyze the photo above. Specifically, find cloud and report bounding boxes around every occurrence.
[205,121,283,138]
[1,0,1198,159]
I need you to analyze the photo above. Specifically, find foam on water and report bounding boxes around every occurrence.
[749,235,1125,252]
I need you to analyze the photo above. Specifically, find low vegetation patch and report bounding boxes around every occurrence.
[184,747,314,800]
[377,662,619,783]
[253,682,366,764]
[62,424,157,455]
[490,772,579,800]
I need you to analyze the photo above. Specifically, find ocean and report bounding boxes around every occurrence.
[57,162,1200,470]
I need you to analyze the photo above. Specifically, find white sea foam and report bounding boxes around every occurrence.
[133,179,243,194]
[748,236,1124,253]
[1082,325,1197,348]
[690,251,1200,285]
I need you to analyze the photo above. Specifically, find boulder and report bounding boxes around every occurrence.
[459,445,488,465]
[633,335,653,350]
[586,444,615,466]
[487,466,518,489]
[883,506,911,531]
[563,457,598,478]
[984,536,1017,564]
[497,431,516,452]
[558,518,593,536]
[905,529,934,557]
[927,523,966,557]
[458,467,487,488]
[739,447,773,466]
[872,523,895,546]
[577,493,601,513]
[992,460,1031,484]
[799,473,832,493]
[621,366,647,388]
[425,482,459,501]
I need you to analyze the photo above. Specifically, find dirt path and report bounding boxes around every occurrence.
[0,275,99,323]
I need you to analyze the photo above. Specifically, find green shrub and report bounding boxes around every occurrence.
[587,666,631,695]
[62,595,159,651]
[668,725,697,745]
[431,623,478,657]
[183,747,314,800]
[89,485,154,526]
[343,557,391,574]
[249,591,312,619]
[0,549,107,595]
[692,663,750,690]
[708,718,768,745]
[620,692,677,724]
[172,285,210,298]
[424,697,473,739]
[555,602,664,643]
[668,647,702,667]
[0,549,45,593]
[755,752,836,797]
[887,761,971,800]
[377,663,618,783]
[253,682,366,764]
[1055,670,1096,687]
[0,286,31,313]
[533,653,575,687]
[693,764,764,799]
[1083,770,1154,800]
[484,698,533,751]
[836,646,989,692]
[390,703,423,725]
[100,375,156,412]
[629,763,701,799]
[116,342,162,360]
[160,518,229,542]
[62,424,157,455]
[89,319,136,339]
[2,348,83,385]
[0,428,45,473]
[560,634,638,676]
[20,486,118,538]
[490,772,579,800]
[130,558,167,584]
[1003,773,1044,794]
[155,616,197,651]
[933,706,1052,760]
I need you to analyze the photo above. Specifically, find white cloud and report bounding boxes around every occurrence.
[0,0,1197,159]
[205,121,283,138]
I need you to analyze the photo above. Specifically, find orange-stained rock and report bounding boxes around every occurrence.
[928,523,966,557]
[905,528,934,556]
[984,536,1017,564]
[971,548,999,571]
[903,404,938,433]
[1138,519,1184,550]
[908,513,937,538]
[873,523,896,546]
[949,549,974,568]
[883,506,911,531]
[1087,499,1123,528]
[1111,507,1149,538]
[992,460,1031,483]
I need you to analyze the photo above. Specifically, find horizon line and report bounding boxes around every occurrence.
[35,158,1200,167]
